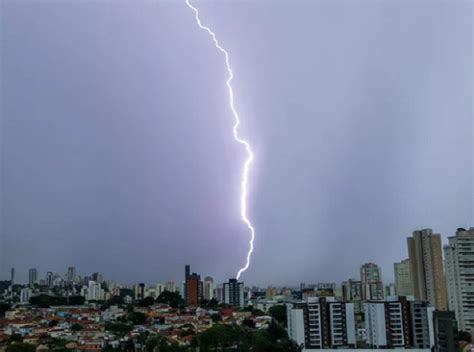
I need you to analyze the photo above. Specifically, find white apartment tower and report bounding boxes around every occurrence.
[287,297,356,349]
[203,276,214,301]
[444,227,474,333]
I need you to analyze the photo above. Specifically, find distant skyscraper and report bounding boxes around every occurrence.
[46,272,53,287]
[360,263,384,301]
[87,280,101,301]
[28,268,38,286]
[224,278,245,308]
[407,229,448,310]
[341,279,363,313]
[385,283,396,297]
[184,264,190,301]
[155,283,165,298]
[342,279,362,301]
[135,283,146,300]
[10,268,15,286]
[444,227,474,333]
[203,276,214,301]
[394,259,414,297]
[165,280,176,293]
[186,273,202,306]
[92,272,102,283]
[67,267,76,283]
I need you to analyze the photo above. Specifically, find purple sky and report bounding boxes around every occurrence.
[1,0,472,286]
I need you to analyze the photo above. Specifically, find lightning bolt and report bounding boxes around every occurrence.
[185,0,255,280]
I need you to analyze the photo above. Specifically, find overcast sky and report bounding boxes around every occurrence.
[1,0,472,286]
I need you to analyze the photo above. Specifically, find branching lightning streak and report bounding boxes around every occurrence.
[185,0,255,280]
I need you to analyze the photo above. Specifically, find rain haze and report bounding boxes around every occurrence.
[0,0,472,286]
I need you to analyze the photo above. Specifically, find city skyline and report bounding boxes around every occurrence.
[1,1,472,286]
[3,226,471,289]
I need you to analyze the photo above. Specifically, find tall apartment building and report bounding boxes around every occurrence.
[394,259,414,297]
[444,227,474,333]
[10,268,15,286]
[341,279,363,313]
[223,278,244,308]
[341,279,362,301]
[407,229,448,310]
[67,267,76,283]
[28,268,38,286]
[165,280,176,293]
[287,297,356,349]
[184,264,190,301]
[409,300,435,348]
[433,311,459,352]
[365,297,434,349]
[135,283,146,300]
[86,280,102,301]
[46,272,53,287]
[186,273,202,305]
[360,263,384,301]
[203,276,214,301]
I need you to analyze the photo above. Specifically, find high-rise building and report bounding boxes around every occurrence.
[223,278,244,308]
[92,272,102,284]
[216,284,224,303]
[365,300,407,348]
[46,272,53,287]
[360,263,384,301]
[184,264,190,301]
[365,297,434,349]
[165,280,176,293]
[341,279,363,313]
[87,280,102,301]
[409,300,435,349]
[135,283,146,300]
[433,311,459,352]
[385,283,396,297]
[203,276,214,301]
[341,279,362,301]
[365,299,409,348]
[407,229,448,310]
[444,227,474,333]
[10,268,15,286]
[394,259,414,297]
[28,268,38,286]
[287,297,356,349]
[67,267,76,283]
[155,283,165,298]
[186,273,202,305]
[20,288,32,303]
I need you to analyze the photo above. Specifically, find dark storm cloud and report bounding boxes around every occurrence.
[1,0,472,286]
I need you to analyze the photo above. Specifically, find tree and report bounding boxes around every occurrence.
[104,322,133,335]
[210,313,221,323]
[108,295,124,305]
[459,330,472,343]
[138,296,155,307]
[6,344,36,352]
[269,305,287,324]
[127,311,147,325]
[242,318,256,329]
[156,291,185,308]
[9,334,23,343]
[68,296,85,305]
[70,323,83,331]
[48,320,59,328]
[0,302,11,317]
